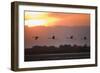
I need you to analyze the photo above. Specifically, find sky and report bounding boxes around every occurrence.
[25,11,90,27]
[24,11,90,48]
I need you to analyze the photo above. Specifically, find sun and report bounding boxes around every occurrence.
[25,18,59,27]
[25,12,60,27]
[25,19,47,27]
[25,12,49,27]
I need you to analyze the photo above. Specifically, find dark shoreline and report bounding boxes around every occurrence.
[25,52,90,61]
[24,44,90,61]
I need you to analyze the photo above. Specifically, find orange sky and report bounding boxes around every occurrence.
[25,11,90,27]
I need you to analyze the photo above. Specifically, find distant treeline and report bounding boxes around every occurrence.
[25,44,90,55]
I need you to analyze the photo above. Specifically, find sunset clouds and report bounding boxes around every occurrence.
[25,11,90,27]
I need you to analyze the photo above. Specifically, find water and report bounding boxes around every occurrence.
[24,26,90,48]
[25,52,90,61]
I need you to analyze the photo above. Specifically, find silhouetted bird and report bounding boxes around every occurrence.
[33,36,39,40]
[52,36,55,40]
[83,36,87,40]
[70,35,73,39]
[48,35,56,40]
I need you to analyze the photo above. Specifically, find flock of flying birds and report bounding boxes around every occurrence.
[32,35,87,41]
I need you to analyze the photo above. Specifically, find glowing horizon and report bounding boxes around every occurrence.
[24,11,90,27]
